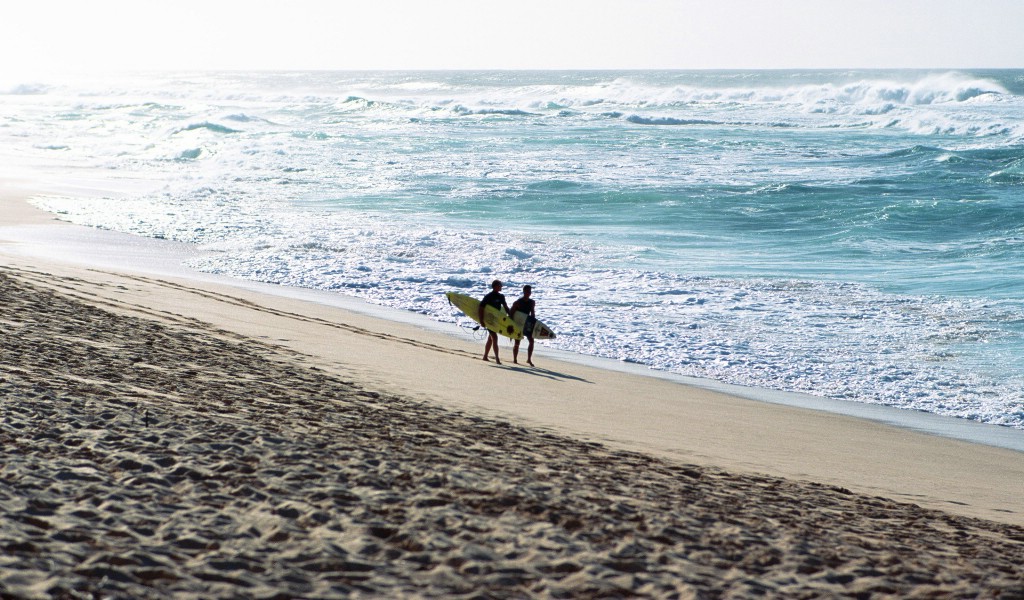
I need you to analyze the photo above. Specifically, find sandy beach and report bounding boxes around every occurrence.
[3,183,1024,598]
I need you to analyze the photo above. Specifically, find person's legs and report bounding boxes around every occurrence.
[484,331,501,364]
[512,339,521,363]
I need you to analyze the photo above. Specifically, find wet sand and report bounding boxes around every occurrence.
[2,186,1024,597]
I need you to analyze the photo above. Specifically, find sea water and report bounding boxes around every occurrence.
[3,70,1024,429]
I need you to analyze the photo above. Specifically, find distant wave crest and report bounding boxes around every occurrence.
[175,122,240,135]
[652,72,1006,109]
[452,106,535,117]
[824,73,1007,107]
[990,158,1024,182]
[446,72,1013,114]
[626,116,722,126]
[2,82,49,95]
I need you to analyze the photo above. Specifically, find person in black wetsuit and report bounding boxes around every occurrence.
[510,285,537,366]
[479,279,510,364]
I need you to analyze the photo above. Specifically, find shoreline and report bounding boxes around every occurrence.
[6,183,1024,452]
[3,181,1024,595]
[2,181,1023,525]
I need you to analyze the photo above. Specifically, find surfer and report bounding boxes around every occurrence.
[510,285,536,366]
[479,280,511,364]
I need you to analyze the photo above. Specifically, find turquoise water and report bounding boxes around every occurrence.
[4,69,1024,427]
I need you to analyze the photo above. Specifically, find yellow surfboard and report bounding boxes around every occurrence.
[446,291,523,340]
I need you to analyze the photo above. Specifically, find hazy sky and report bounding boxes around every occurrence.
[4,0,1024,75]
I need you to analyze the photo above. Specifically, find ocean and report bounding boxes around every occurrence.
[3,69,1024,429]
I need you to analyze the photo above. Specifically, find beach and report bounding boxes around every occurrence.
[3,184,1024,597]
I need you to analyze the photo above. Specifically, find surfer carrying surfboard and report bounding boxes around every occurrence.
[479,280,511,364]
[510,285,537,367]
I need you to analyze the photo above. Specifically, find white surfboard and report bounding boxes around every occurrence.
[511,310,556,340]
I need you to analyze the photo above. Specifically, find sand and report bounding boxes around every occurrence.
[2,185,1024,598]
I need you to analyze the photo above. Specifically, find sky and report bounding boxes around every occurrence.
[3,0,1024,75]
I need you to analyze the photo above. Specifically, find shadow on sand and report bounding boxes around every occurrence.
[503,364,592,384]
